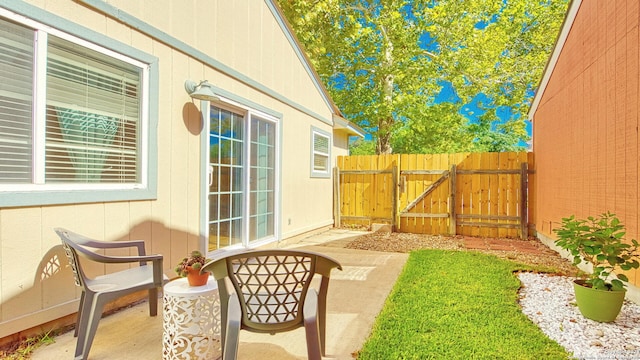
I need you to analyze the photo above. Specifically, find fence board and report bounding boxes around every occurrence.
[477,153,489,237]
[487,153,500,237]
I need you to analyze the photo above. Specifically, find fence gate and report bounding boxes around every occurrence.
[335,152,533,239]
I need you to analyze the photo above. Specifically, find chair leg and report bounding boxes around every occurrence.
[74,291,86,337]
[148,287,159,316]
[74,291,94,357]
[223,293,241,360]
[75,295,109,360]
[303,290,322,360]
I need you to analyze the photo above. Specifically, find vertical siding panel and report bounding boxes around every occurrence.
[1,209,44,320]
[615,36,627,218]
[584,61,597,217]
[625,28,639,239]
[605,44,617,212]
[615,0,627,43]
[606,0,618,51]
[104,203,133,273]
[629,0,639,32]
[567,78,581,218]
[595,56,607,214]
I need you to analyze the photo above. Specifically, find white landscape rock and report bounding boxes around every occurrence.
[518,272,640,360]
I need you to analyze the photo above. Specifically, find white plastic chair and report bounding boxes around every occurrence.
[54,228,168,360]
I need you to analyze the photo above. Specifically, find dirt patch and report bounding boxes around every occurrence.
[345,231,579,276]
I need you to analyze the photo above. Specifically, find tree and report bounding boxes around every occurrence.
[276,0,568,154]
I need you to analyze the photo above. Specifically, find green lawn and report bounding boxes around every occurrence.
[357,250,571,360]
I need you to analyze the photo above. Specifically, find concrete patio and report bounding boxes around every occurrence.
[30,229,409,360]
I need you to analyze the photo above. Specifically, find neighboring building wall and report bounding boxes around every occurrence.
[532,0,640,291]
[0,0,352,339]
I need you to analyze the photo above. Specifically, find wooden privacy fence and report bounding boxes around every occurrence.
[335,152,535,239]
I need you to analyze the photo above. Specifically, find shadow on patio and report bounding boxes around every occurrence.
[30,229,409,360]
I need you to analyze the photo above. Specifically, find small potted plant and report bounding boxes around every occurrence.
[554,212,640,322]
[175,250,210,286]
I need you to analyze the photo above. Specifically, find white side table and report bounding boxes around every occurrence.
[162,277,220,360]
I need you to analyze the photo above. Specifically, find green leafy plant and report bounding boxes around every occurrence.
[554,212,640,291]
[174,250,207,277]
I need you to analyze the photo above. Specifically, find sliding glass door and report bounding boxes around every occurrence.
[208,106,277,251]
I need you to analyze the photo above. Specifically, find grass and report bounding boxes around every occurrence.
[357,250,571,360]
[0,332,54,360]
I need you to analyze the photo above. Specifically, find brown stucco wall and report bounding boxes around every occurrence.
[533,0,640,286]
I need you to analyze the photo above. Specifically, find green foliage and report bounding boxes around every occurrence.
[553,212,640,291]
[276,0,568,154]
[349,138,377,155]
[358,250,569,359]
[174,250,208,277]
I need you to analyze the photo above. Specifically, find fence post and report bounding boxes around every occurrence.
[449,164,457,235]
[333,166,341,228]
[391,165,397,231]
[520,162,528,239]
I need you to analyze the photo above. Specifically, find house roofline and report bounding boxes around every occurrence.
[527,0,582,121]
[265,0,365,137]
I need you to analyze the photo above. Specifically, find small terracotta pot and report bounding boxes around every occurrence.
[186,266,210,286]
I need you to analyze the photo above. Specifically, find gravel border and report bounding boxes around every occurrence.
[518,272,640,359]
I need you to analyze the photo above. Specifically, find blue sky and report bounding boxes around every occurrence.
[433,81,531,148]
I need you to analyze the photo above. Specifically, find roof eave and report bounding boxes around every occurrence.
[333,115,366,138]
[528,0,583,121]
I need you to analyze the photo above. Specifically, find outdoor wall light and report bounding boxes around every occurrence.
[185,80,220,101]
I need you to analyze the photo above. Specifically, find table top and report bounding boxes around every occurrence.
[164,277,217,296]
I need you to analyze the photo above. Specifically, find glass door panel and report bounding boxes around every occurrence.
[208,107,276,250]
[208,108,243,250]
[249,116,275,243]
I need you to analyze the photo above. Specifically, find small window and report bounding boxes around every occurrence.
[310,127,331,178]
[0,11,155,206]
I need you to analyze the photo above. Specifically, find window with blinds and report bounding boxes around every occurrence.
[0,18,34,183]
[0,15,145,187]
[311,127,331,178]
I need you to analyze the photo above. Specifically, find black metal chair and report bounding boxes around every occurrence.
[54,228,167,360]
[202,249,342,360]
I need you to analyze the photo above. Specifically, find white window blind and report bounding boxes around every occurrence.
[312,130,330,173]
[46,35,141,183]
[0,18,34,183]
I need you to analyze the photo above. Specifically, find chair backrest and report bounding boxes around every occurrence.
[57,229,94,289]
[204,249,341,333]
[55,228,152,290]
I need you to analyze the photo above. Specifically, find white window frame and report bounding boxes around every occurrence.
[0,7,158,207]
[310,126,331,178]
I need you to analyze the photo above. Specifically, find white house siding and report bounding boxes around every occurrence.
[0,0,355,339]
